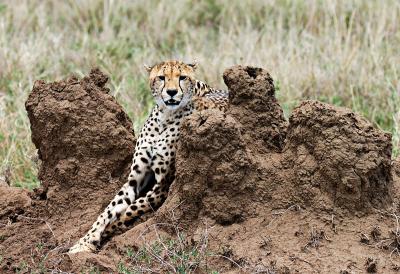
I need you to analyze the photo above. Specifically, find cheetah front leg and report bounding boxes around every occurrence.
[104,146,175,234]
[68,146,152,253]
[104,175,170,234]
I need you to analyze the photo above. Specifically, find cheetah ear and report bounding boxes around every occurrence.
[143,64,152,73]
[187,60,198,70]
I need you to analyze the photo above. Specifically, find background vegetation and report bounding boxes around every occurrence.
[0,0,399,189]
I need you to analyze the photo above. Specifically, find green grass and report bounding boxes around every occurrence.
[116,231,218,273]
[0,0,399,189]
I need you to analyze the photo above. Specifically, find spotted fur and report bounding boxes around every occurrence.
[68,60,228,253]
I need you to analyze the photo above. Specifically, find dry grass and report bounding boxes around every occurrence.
[115,223,215,274]
[375,213,400,257]
[303,227,329,251]
[118,235,210,273]
[0,0,399,189]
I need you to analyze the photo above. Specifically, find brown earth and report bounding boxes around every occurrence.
[1,66,400,273]
[0,69,136,273]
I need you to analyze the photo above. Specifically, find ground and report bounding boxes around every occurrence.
[1,2,400,273]
[1,66,400,273]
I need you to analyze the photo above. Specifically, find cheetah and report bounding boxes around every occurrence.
[69,60,229,253]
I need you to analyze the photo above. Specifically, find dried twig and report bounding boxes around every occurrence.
[210,254,243,269]
[17,215,56,239]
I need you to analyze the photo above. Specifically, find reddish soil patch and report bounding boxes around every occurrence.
[1,67,400,273]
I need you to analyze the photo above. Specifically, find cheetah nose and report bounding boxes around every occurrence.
[166,89,178,97]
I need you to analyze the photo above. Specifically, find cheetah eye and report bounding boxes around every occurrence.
[179,76,187,81]
[158,76,165,81]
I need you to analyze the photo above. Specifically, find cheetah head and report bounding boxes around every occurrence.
[145,60,197,111]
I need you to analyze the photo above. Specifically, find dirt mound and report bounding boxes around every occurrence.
[25,68,135,234]
[123,66,398,272]
[0,186,31,221]
[222,66,287,153]
[1,69,135,272]
[153,65,393,230]
[1,66,399,273]
[284,100,393,213]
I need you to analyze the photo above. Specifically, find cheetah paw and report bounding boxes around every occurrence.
[68,241,96,254]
